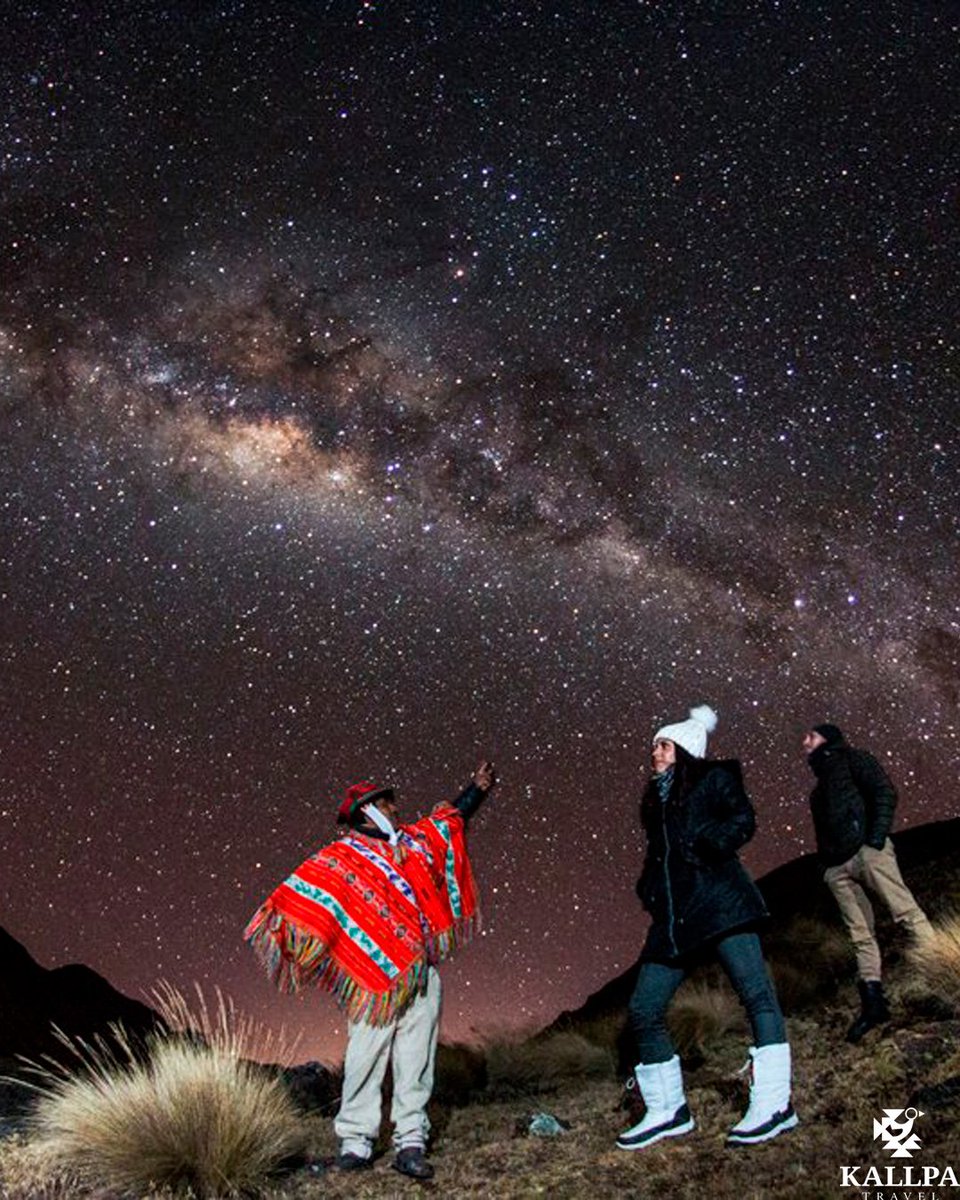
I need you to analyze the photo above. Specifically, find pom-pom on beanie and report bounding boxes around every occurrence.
[653,704,718,759]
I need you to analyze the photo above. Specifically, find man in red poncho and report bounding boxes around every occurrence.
[245,761,496,1180]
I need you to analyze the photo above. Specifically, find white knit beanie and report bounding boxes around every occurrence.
[653,704,718,759]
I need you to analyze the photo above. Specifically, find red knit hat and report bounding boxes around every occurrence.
[337,781,395,826]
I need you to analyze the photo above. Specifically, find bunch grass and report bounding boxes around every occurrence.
[907,913,960,1013]
[17,983,305,1198]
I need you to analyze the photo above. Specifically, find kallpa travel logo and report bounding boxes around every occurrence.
[841,1105,960,1194]
[874,1107,923,1158]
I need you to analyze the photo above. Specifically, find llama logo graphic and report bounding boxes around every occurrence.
[873,1107,924,1158]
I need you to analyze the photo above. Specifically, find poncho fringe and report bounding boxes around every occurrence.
[244,805,479,1025]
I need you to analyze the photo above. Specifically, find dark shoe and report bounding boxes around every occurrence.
[393,1147,435,1180]
[336,1151,373,1171]
[846,980,891,1043]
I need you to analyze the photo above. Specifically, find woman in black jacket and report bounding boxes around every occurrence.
[617,705,797,1152]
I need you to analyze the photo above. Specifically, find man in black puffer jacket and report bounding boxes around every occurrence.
[804,723,933,1043]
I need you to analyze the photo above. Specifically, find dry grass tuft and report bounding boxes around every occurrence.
[561,1011,625,1055]
[907,913,960,1013]
[433,1041,488,1105]
[767,915,853,1012]
[485,1032,612,1096]
[18,984,306,1199]
[0,1135,77,1200]
[666,979,744,1058]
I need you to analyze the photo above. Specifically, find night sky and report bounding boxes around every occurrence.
[1,2,958,1062]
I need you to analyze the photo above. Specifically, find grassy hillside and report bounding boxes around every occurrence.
[4,987,958,1198]
[2,822,959,1197]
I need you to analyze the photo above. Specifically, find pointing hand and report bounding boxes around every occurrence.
[473,761,498,793]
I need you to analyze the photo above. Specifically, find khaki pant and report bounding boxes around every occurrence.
[334,966,442,1157]
[824,838,933,982]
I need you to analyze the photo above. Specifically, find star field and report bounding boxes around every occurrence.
[1,2,958,1060]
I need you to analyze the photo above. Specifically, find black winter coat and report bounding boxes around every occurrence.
[807,740,898,867]
[636,757,768,962]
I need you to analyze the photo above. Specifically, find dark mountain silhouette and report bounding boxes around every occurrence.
[549,817,960,1031]
[0,926,163,1062]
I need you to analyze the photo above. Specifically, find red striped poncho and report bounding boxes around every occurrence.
[244,804,479,1025]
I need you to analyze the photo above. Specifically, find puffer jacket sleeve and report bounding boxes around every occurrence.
[451,783,487,823]
[691,767,757,860]
[634,786,658,908]
[849,751,898,848]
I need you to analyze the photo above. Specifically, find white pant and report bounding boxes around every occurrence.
[334,967,442,1155]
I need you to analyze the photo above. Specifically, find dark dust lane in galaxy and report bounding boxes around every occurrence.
[1,2,958,1059]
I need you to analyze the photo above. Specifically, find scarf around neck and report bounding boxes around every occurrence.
[655,766,674,800]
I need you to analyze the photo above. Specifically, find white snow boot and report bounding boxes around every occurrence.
[726,1043,799,1146]
[616,1054,695,1150]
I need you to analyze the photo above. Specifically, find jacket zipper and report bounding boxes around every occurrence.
[661,795,678,956]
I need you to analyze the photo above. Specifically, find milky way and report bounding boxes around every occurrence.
[1,2,958,1060]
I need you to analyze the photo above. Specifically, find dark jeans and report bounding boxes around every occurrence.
[628,931,786,1064]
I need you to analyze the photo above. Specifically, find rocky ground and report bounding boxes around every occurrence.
[282,997,960,1200]
[2,976,959,1200]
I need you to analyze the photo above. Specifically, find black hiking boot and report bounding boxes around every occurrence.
[336,1151,373,1171]
[846,980,891,1043]
[393,1146,435,1180]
